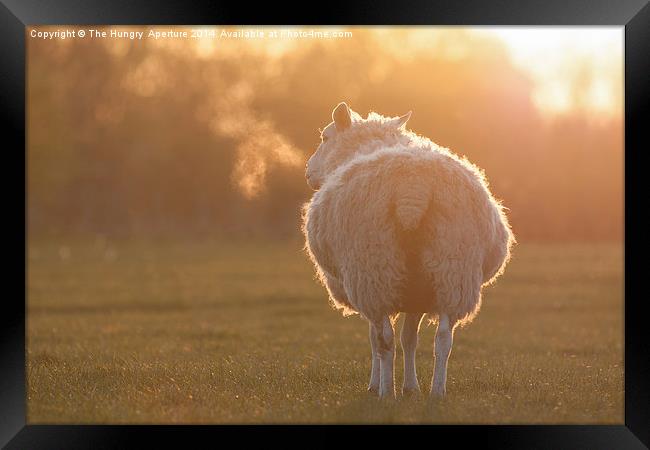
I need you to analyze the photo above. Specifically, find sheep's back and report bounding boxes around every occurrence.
[303,146,513,321]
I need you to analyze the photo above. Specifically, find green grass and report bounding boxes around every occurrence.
[27,238,623,423]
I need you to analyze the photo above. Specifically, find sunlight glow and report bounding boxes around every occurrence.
[483,27,622,118]
[73,25,624,120]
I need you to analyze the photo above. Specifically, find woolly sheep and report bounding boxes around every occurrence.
[302,102,515,399]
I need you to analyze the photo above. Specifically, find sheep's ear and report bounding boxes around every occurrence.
[394,111,412,129]
[332,102,352,131]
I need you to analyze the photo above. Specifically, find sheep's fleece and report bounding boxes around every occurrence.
[302,111,514,326]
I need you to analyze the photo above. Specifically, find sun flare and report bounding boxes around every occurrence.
[484,27,622,117]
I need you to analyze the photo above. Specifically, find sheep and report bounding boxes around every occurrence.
[301,102,515,399]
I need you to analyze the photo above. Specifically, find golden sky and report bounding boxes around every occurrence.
[368,27,622,118]
[485,27,622,117]
[32,25,624,120]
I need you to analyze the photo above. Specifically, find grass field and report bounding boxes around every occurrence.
[27,238,623,424]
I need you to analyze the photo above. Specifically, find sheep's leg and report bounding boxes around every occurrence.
[431,313,454,397]
[368,322,381,394]
[401,312,425,395]
[372,316,395,399]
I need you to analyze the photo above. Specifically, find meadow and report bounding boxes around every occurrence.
[27,239,623,424]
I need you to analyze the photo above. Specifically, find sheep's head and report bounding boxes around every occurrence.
[305,102,411,190]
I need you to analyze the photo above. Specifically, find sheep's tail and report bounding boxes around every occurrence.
[393,179,432,231]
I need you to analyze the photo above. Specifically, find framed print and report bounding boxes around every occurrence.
[1,0,648,448]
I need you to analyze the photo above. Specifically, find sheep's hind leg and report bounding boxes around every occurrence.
[367,322,381,395]
[401,312,425,396]
[372,316,396,399]
[431,313,455,398]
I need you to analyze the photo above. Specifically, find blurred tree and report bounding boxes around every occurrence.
[27,28,622,241]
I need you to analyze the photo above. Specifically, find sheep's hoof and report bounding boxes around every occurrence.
[402,387,422,398]
[379,393,396,401]
[378,388,396,400]
[429,388,447,399]
[367,386,379,396]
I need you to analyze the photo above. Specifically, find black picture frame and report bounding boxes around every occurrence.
[2,0,648,448]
